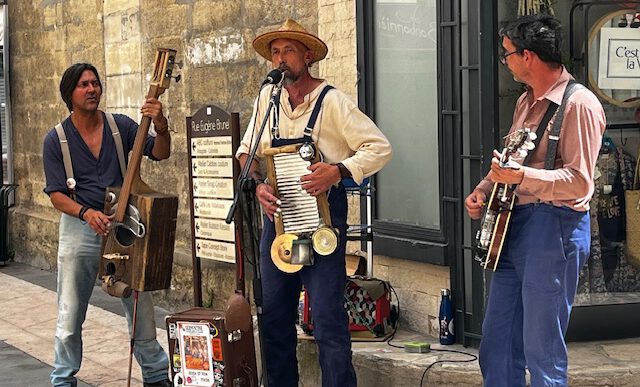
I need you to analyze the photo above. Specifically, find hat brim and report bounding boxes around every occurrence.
[253,31,328,63]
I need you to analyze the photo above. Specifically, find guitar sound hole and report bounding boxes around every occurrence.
[115,226,136,247]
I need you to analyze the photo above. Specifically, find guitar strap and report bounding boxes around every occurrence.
[55,112,127,201]
[544,81,584,170]
[523,80,584,168]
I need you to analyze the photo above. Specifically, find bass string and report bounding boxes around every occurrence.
[104,229,117,255]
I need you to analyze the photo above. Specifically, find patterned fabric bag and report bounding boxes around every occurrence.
[625,148,640,269]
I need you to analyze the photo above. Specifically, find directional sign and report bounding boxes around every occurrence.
[192,178,233,199]
[195,239,236,263]
[191,137,233,157]
[187,104,240,278]
[191,158,233,177]
[194,218,235,242]
[193,198,233,219]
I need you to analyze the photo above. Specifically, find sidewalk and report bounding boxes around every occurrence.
[0,262,169,387]
[2,260,640,387]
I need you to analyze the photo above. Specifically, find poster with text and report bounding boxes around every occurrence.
[178,322,215,386]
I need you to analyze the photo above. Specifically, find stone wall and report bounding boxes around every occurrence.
[8,0,318,312]
[8,0,445,336]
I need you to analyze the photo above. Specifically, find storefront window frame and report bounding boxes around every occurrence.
[356,0,459,266]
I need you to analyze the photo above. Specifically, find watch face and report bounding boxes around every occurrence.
[299,143,316,161]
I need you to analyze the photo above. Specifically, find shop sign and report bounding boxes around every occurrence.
[598,27,640,90]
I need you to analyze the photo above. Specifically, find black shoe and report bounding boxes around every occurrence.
[143,379,172,387]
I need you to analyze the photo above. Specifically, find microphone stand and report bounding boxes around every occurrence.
[226,80,283,387]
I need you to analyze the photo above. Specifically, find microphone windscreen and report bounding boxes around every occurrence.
[265,69,283,84]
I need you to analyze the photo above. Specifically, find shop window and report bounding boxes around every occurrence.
[571,7,640,313]
[358,1,456,264]
[373,1,439,229]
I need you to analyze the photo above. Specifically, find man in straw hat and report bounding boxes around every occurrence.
[236,18,392,387]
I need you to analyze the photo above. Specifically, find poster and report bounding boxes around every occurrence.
[177,322,215,386]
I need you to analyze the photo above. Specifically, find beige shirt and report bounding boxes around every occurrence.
[476,68,606,211]
[236,80,392,184]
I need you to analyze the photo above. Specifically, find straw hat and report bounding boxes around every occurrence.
[252,18,328,63]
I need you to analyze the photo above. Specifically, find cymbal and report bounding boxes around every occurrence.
[312,226,338,256]
[271,233,303,273]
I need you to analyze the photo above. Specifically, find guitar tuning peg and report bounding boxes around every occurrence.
[518,149,528,158]
[173,74,181,83]
[528,132,537,141]
[174,61,184,69]
[523,141,535,150]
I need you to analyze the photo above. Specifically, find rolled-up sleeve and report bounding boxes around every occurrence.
[338,105,392,185]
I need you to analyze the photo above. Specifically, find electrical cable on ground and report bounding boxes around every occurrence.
[384,284,478,386]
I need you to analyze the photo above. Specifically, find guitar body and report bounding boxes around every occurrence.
[474,128,536,271]
[100,183,178,291]
[476,182,516,271]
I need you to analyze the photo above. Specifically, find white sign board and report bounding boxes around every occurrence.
[598,28,640,90]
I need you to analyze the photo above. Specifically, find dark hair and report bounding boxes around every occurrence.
[59,63,102,112]
[499,14,563,66]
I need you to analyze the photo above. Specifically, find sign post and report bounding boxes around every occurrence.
[186,106,241,306]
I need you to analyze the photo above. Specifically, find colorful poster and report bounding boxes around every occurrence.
[178,322,215,386]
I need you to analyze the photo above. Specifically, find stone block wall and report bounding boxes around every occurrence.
[8,0,319,312]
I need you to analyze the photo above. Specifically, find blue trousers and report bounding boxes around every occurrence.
[259,184,357,387]
[51,214,169,386]
[479,204,590,387]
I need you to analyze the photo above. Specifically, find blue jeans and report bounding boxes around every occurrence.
[479,204,590,387]
[260,185,357,387]
[51,214,169,386]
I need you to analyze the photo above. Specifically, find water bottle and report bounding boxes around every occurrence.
[439,288,455,345]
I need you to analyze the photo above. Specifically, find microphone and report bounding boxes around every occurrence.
[261,69,284,86]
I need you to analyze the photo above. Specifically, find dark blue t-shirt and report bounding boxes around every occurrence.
[43,112,157,210]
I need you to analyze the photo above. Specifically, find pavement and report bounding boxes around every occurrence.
[0,261,170,387]
[1,260,640,387]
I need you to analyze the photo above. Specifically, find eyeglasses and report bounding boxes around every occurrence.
[499,50,521,65]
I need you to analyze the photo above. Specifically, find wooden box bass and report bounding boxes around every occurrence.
[99,186,178,292]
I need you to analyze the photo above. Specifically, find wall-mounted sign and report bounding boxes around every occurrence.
[187,105,240,265]
[598,27,640,90]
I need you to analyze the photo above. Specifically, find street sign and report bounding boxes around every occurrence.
[187,105,240,267]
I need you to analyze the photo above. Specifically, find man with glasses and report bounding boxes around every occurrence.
[465,14,605,387]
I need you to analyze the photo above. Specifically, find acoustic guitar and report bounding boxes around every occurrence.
[475,128,536,271]
[100,48,179,295]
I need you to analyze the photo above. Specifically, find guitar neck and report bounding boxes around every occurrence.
[114,85,160,223]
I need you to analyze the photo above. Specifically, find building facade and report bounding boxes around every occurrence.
[4,0,640,343]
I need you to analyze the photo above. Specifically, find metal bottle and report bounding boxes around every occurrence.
[439,288,455,345]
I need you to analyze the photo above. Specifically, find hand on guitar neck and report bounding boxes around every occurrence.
[488,149,525,185]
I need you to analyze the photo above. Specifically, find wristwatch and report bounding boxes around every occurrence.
[334,162,351,179]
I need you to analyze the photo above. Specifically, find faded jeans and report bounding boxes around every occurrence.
[51,214,168,386]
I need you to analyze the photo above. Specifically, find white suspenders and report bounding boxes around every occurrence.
[54,112,127,200]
